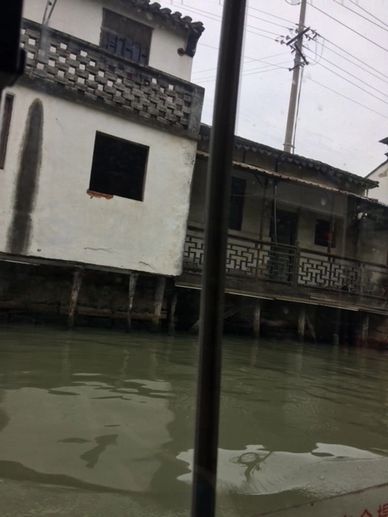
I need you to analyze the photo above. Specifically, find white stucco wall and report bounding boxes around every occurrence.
[23,0,194,80]
[0,86,197,276]
[367,160,388,204]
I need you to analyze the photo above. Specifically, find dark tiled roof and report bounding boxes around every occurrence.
[126,0,204,48]
[199,124,377,190]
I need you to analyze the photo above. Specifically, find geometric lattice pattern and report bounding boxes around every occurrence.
[184,227,388,299]
[20,20,203,139]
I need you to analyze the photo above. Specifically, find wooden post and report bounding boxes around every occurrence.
[67,269,83,329]
[361,313,370,344]
[357,312,370,346]
[333,308,341,345]
[253,301,261,338]
[152,276,166,330]
[306,311,317,342]
[298,305,306,341]
[168,290,178,335]
[127,272,138,332]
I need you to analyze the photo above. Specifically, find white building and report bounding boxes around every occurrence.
[0,0,204,328]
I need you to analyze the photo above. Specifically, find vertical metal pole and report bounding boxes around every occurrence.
[191,2,247,517]
[283,0,307,153]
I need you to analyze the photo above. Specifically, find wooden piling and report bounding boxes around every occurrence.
[168,290,178,335]
[127,272,138,332]
[67,269,83,329]
[298,305,306,341]
[253,301,261,338]
[356,312,370,346]
[152,276,166,330]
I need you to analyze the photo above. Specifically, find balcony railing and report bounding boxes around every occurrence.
[184,226,388,300]
[20,19,204,139]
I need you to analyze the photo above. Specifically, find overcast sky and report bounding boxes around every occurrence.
[165,0,388,176]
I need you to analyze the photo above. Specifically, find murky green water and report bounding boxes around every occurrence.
[0,326,388,516]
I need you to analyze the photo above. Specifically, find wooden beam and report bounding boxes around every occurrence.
[127,272,138,332]
[253,301,261,338]
[168,290,178,335]
[152,276,166,330]
[298,305,306,341]
[67,269,83,328]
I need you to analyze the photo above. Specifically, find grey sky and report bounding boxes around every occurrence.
[165,0,388,176]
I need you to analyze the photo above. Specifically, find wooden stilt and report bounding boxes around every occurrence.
[361,313,370,343]
[298,305,306,341]
[168,290,178,335]
[67,269,83,329]
[127,272,138,332]
[306,312,317,342]
[333,309,341,345]
[358,312,370,346]
[253,301,261,338]
[152,276,166,330]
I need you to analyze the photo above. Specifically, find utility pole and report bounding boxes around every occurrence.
[283,0,307,153]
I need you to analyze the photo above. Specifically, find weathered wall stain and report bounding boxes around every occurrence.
[7,98,43,255]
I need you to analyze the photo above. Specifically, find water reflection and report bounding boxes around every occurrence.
[0,326,388,515]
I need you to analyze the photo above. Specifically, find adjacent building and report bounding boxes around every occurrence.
[177,125,388,344]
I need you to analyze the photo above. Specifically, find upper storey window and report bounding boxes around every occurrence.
[100,9,152,65]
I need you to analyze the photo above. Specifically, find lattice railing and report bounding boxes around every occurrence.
[184,227,388,299]
[20,19,204,139]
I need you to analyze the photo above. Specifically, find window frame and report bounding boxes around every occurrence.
[88,131,149,202]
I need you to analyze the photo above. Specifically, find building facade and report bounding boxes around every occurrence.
[177,126,388,345]
[0,0,204,328]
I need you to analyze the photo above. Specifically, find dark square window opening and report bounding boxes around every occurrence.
[89,132,148,201]
[229,177,246,231]
[314,219,336,248]
[100,9,152,65]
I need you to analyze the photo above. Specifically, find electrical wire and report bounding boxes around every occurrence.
[314,61,388,106]
[198,62,289,84]
[303,48,388,98]
[308,2,388,53]
[323,37,388,81]
[173,2,281,40]
[321,41,388,84]
[308,78,388,120]
[332,0,388,33]
[193,51,287,76]
[347,0,388,30]
[248,5,296,25]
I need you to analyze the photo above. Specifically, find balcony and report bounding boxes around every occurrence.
[20,19,204,139]
[180,226,388,313]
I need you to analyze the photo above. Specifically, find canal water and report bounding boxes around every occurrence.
[1,325,388,516]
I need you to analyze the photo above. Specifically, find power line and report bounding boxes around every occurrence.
[193,51,286,76]
[332,0,388,33]
[315,60,388,106]
[347,0,388,30]
[303,47,388,98]
[248,5,295,25]
[323,37,388,81]
[173,2,281,39]
[308,2,388,53]
[308,78,388,120]
[198,61,290,83]
[321,41,388,84]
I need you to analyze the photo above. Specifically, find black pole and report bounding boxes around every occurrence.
[191,2,247,517]
[0,0,25,94]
